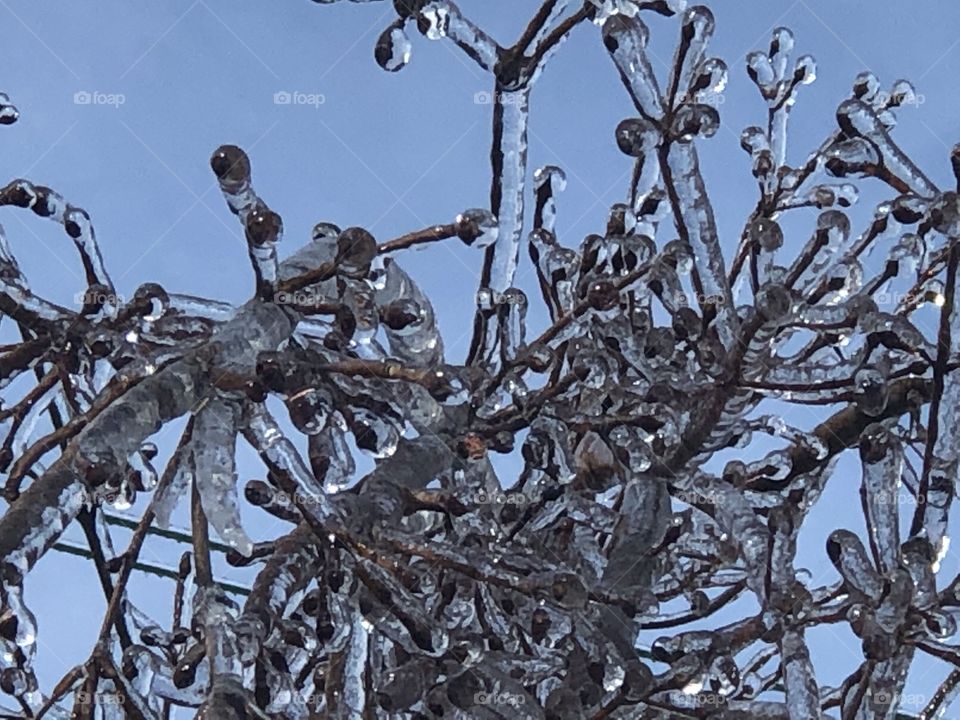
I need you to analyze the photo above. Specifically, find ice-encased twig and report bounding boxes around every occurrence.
[419,1,500,73]
[836,99,938,198]
[242,403,334,515]
[661,142,738,350]
[859,424,902,575]
[0,180,114,292]
[779,628,821,719]
[211,145,282,299]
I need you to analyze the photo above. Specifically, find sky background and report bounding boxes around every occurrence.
[4,0,960,715]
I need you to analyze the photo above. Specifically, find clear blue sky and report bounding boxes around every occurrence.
[4,1,960,714]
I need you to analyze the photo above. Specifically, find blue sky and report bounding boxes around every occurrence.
[5,0,960,714]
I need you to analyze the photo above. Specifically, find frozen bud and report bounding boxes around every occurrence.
[740,126,769,155]
[457,432,486,460]
[891,194,927,224]
[615,117,660,157]
[756,283,792,321]
[587,280,620,310]
[531,607,550,643]
[131,282,169,319]
[140,626,172,647]
[286,386,332,435]
[0,668,29,696]
[381,298,424,331]
[547,572,588,609]
[859,423,893,464]
[523,343,555,373]
[670,103,720,142]
[794,54,817,85]
[244,480,274,506]
[80,283,113,316]
[750,217,783,251]
[533,164,568,192]
[673,306,701,339]
[0,93,17,125]
[489,430,515,453]
[607,203,636,236]
[575,431,619,492]
[63,207,92,239]
[255,350,288,392]
[375,21,412,72]
[852,71,881,101]
[747,51,775,90]
[245,208,282,246]
[336,227,377,277]
[210,144,251,189]
[312,221,341,243]
[455,208,499,248]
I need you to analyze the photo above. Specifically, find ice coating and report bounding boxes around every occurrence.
[1,2,959,716]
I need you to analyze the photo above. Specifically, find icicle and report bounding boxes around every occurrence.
[341,609,368,717]
[154,435,195,530]
[859,424,902,575]
[372,258,444,367]
[602,15,664,121]
[696,476,769,600]
[487,88,530,293]
[192,398,253,558]
[309,422,355,494]
[500,288,527,360]
[529,229,580,320]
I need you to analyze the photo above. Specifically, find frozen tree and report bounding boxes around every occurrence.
[0,0,959,718]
